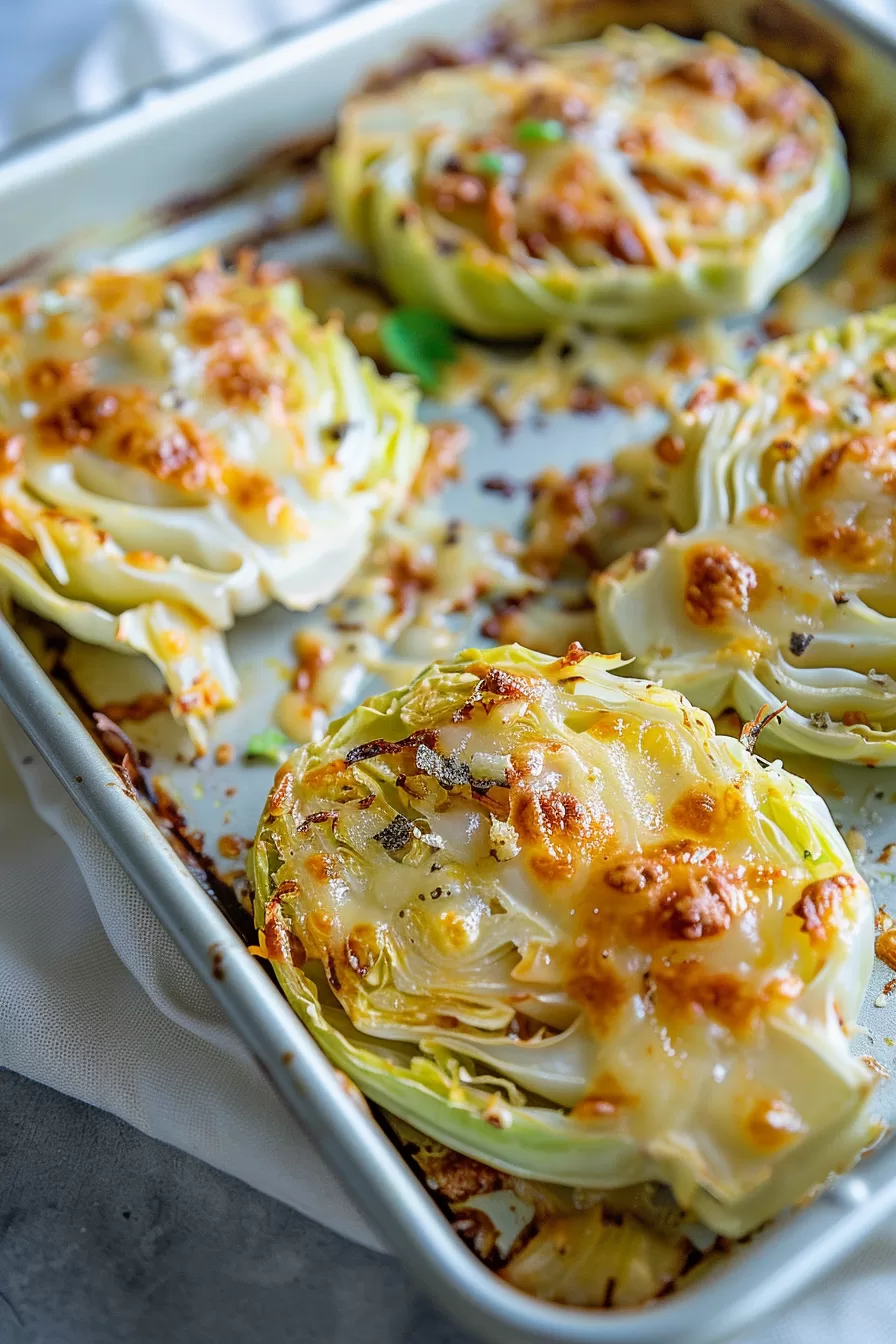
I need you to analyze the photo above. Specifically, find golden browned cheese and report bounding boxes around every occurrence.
[569,1072,636,1119]
[411,420,468,499]
[265,655,849,1053]
[738,335,896,580]
[254,646,877,1236]
[791,874,861,947]
[510,783,614,882]
[0,257,326,558]
[684,543,758,626]
[667,784,744,838]
[744,1097,806,1152]
[595,310,896,762]
[410,36,831,273]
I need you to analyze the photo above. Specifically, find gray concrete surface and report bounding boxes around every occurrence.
[0,1069,470,1343]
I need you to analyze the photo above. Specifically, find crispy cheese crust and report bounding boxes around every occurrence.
[0,255,425,749]
[327,26,848,336]
[596,308,896,761]
[254,644,876,1235]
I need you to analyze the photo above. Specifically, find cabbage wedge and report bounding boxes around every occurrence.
[327,26,848,338]
[0,256,426,750]
[596,308,896,762]
[253,644,877,1237]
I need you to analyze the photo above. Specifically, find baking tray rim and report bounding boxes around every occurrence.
[0,0,468,196]
[0,0,892,208]
[1,1,896,1340]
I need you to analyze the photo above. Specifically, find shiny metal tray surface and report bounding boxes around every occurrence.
[1,2,896,1340]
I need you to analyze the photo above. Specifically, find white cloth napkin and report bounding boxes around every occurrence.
[0,705,379,1251]
[0,1,894,1337]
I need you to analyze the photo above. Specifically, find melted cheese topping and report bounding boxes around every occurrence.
[0,255,425,749]
[420,33,827,268]
[596,311,896,751]
[2,258,399,522]
[330,24,846,335]
[259,647,874,1207]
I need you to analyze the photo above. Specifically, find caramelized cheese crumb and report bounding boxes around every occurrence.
[756,136,810,177]
[791,873,859,946]
[117,415,224,493]
[218,833,250,860]
[685,543,757,626]
[468,663,545,708]
[125,550,168,570]
[25,356,90,399]
[267,766,294,817]
[412,420,468,499]
[228,467,293,527]
[523,464,608,579]
[595,841,748,948]
[668,784,743,838]
[511,783,613,882]
[875,926,896,972]
[0,431,24,475]
[806,434,896,494]
[802,507,886,570]
[346,923,380,976]
[422,1151,501,1203]
[566,957,628,1033]
[305,852,337,882]
[662,54,742,98]
[745,1097,805,1151]
[653,960,798,1033]
[187,307,245,346]
[437,909,475,952]
[207,351,276,409]
[38,388,120,449]
[653,432,686,465]
[553,641,590,670]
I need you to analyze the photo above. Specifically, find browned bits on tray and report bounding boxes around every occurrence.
[413,420,468,498]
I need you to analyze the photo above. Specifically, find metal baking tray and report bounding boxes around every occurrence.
[2,1,896,1339]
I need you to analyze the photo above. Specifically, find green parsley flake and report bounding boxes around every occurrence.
[380,308,457,393]
[516,118,566,145]
[476,151,506,177]
[245,727,291,763]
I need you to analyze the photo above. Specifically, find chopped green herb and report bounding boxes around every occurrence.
[245,727,291,763]
[476,151,507,177]
[516,118,566,145]
[380,308,457,393]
